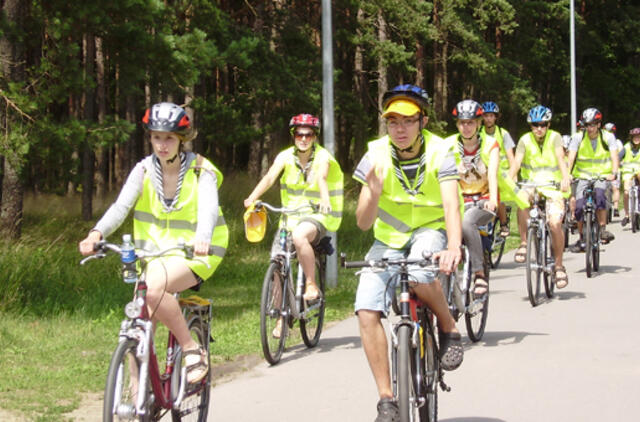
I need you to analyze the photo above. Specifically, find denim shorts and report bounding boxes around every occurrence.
[354,227,447,317]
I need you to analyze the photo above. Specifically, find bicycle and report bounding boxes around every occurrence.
[253,201,330,365]
[517,182,557,307]
[628,177,640,233]
[341,252,448,422]
[578,177,609,278]
[486,204,511,269]
[81,236,213,422]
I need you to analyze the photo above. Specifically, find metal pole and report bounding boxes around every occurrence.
[322,0,338,288]
[570,0,577,135]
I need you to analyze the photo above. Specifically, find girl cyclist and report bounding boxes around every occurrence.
[621,128,640,226]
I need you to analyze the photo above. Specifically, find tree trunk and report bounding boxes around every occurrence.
[95,36,108,197]
[432,0,448,121]
[377,10,388,137]
[0,160,23,239]
[81,32,96,220]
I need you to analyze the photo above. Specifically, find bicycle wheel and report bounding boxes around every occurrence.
[465,251,489,342]
[299,258,326,348]
[592,222,600,272]
[525,226,541,306]
[419,312,438,422]
[397,324,414,422]
[543,229,555,298]
[631,189,638,233]
[490,231,506,269]
[171,317,211,422]
[585,212,593,278]
[260,261,288,365]
[103,339,146,422]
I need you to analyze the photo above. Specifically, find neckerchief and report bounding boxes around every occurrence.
[152,151,187,212]
[294,143,316,184]
[458,136,483,179]
[390,135,426,196]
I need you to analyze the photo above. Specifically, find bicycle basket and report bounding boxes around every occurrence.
[244,203,267,243]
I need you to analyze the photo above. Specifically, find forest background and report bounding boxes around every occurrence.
[1,0,639,420]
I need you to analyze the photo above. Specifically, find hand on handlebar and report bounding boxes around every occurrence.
[318,199,332,215]
[483,200,497,213]
[606,173,617,182]
[433,247,461,274]
[79,231,102,256]
[193,239,212,256]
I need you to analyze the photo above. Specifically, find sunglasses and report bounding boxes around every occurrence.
[294,131,315,139]
[531,123,548,128]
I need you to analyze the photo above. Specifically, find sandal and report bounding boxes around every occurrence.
[514,244,527,263]
[438,331,464,371]
[473,275,488,298]
[499,224,510,238]
[183,347,209,384]
[555,265,569,289]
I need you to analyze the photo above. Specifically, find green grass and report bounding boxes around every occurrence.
[0,173,371,421]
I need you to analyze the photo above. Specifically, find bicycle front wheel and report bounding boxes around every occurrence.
[465,251,489,342]
[397,324,414,422]
[543,229,554,299]
[419,313,438,422]
[525,226,541,306]
[171,317,211,422]
[592,222,600,272]
[631,189,638,233]
[299,258,326,348]
[585,213,593,278]
[103,339,144,422]
[260,262,288,365]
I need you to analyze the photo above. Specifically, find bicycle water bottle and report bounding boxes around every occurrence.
[121,234,137,283]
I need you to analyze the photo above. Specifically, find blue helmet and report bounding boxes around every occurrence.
[527,105,552,124]
[382,84,430,114]
[481,101,499,114]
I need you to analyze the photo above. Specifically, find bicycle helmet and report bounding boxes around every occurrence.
[581,107,602,124]
[289,114,320,133]
[630,128,640,136]
[527,105,552,123]
[452,100,483,120]
[604,122,616,133]
[382,84,430,116]
[142,102,191,137]
[481,101,499,114]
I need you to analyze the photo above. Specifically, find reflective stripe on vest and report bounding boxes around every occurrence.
[279,145,344,232]
[133,155,229,280]
[367,132,462,248]
[572,131,612,178]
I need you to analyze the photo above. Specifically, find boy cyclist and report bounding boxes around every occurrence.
[621,128,640,226]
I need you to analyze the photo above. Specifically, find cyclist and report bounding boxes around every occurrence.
[448,100,498,297]
[567,108,620,251]
[479,101,525,237]
[508,105,571,288]
[604,122,623,216]
[353,84,463,421]
[79,102,228,384]
[621,128,640,226]
[244,113,343,337]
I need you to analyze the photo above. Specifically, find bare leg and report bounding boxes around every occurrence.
[411,280,458,333]
[292,222,320,300]
[358,310,393,399]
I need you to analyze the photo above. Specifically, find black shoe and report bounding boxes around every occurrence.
[375,398,399,422]
[622,217,630,227]
[601,229,615,243]
[438,331,464,371]
[614,209,620,217]
[570,241,585,253]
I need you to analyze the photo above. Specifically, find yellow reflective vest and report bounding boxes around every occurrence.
[365,131,462,249]
[133,154,228,280]
[279,145,344,232]
[621,143,640,182]
[519,129,569,199]
[572,131,613,178]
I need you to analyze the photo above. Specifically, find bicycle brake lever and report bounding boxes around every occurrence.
[79,253,106,266]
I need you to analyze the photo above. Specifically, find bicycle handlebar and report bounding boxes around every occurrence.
[517,181,559,189]
[79,240,216,266]
[255,200,319,215]
[340,252,440,271]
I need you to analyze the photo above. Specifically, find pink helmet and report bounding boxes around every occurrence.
[630,128,640,136]
[289,114,320,133]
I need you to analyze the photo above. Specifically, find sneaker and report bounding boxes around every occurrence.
[614,209,620,217]
[601,229,615,243]
[570,241,585,253]
[622,216,630,227]
[375,398,399,422]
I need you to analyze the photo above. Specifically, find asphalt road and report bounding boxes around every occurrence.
[208,217,640,421]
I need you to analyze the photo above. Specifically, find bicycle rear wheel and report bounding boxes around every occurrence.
[260,262,288,365]
[526,226,541,306]
[299,258,326,348]
[397,324,414,422]
[631,189,638,233]
[465,251,489,342]
[171,317,211,422]
[490,232,506,269]
[103,339,144,422]
[543,229,555,298]
[585,213,593,278]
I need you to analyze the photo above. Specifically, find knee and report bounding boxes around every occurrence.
[358,310,381,332]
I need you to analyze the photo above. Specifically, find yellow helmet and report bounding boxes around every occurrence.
[244,203,267,243]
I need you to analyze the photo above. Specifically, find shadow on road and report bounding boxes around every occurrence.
[441,417,507,422]
[277,335,362,365]
[555,290,587,301]
[470,330,548,348]
[573,264,632,275]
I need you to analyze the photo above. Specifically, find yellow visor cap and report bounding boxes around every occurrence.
[244,204,267,243]
[382,99,421,118]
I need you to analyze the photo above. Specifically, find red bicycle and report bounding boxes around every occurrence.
[81,235,213,421]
